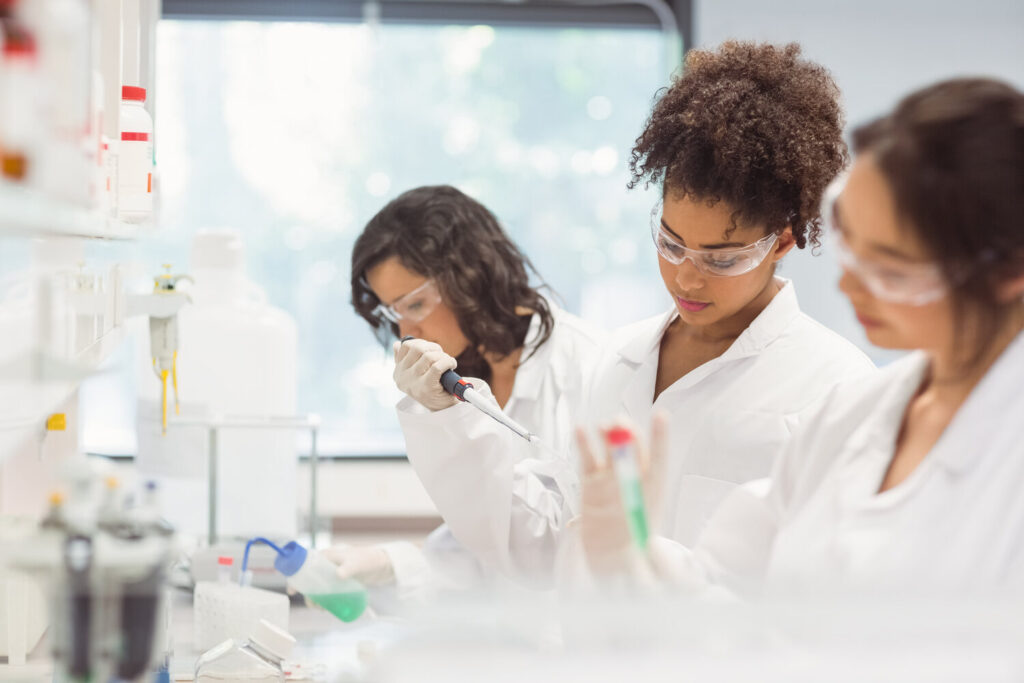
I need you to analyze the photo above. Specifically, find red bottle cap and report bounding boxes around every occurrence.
[2,35,36,57]
[217,556,234,566]
[122,85,146,102]
[606,426,633,446]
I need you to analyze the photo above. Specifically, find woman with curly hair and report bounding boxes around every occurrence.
[580,77,1024,594]
[395,41,874,586]
[334,185,604,601]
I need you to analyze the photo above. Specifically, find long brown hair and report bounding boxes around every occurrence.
[852,78,1024,368]
[351,185,555,382]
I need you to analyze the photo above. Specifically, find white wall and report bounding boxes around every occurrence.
[695,0,1024,362]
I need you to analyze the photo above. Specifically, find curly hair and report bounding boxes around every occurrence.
[351,185,554,383]
[629,41,847,249]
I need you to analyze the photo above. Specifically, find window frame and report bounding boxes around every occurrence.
[163,0,691,47]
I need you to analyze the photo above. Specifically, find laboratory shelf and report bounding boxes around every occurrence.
[0,326,128,460]
[0,181,143,241]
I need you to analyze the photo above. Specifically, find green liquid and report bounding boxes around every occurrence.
[308,590,368,623]
[628,505,650,549]
[621,480,650,549]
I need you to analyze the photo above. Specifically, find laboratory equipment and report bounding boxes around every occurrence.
[246,537,367,623]
[442,367,539,443]
[23,0,93,207]
[398,336,539,443]
[605,426,649,550]
[194,619,294,683]
[136,230,299,540]
[193,554,290,652]
[0,516,48,668]
[6,462,177,683]
[126,265,193,434]
[0,12,39,183]
[117,85,153,222]
[650,200,780,277]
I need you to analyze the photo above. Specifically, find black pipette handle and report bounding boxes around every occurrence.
[440,369,474,402]
[400,336,474,402]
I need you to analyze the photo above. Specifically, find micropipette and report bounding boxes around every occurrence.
[400,336,539,444]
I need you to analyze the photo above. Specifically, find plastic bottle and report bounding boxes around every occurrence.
[101,137,116,215]
[21,0,92,205]
[273,541,367,623]
[0,10,38,182]
[217,555,233,584]
[117,85,153,222]
[194,619,294,683]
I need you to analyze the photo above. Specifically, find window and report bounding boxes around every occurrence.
[83,18,677,455]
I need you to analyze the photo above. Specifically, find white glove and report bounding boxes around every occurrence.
[321,544,396,587]
[574,413,668,578]
[392,338,459,411]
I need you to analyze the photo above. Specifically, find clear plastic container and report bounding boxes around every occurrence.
[194,619,294,683]
[193,567,289,654]
[274,541,367,623]
[117,84,153,222]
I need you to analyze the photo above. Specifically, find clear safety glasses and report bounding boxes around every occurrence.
[371,279,443,324]
[650,203,779,277]
[821,175,949,306]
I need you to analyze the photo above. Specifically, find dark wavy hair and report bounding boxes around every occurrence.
[351,185,554,382]
[852,78,1024,369]
[629,41,847,249]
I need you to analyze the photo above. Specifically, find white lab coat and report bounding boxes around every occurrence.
[403,280,876,584]
[653,329,1024,596]
[386,304,606,596]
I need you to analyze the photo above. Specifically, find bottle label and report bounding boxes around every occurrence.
[119,135,154,212]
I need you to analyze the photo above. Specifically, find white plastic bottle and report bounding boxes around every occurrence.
[117,85,153,223]
[194,619,294,683]
[22,0,92,206]
[135,230,299,540]
[0,24,40,183]
[216,555,233,584]
[273,541,367,623]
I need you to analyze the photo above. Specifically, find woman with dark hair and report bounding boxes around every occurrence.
[396,42,874,584]
[579,78,1024,593]
[331,184,604,599]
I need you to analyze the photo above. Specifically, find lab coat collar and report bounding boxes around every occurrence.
[929,329,1024,476]
[617,309,676,365]
[726,279,801,359]
[615,278,802,365]
[509,302,562,402]
[844,352,928,465]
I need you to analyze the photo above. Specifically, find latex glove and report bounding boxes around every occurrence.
[321,544,396,587]
[574,413,668,578]
[392,338,459,411]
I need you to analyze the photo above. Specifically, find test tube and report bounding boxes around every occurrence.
[605,426,650,550]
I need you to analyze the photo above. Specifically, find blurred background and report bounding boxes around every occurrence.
[78,0,1024,462]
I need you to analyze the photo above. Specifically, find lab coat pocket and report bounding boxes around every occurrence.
[695,409,793,483]
[662,411,792,545]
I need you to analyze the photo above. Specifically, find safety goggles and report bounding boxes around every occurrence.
[371,279,443,324]
[650,203,779,277]
[822,175,949,306]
